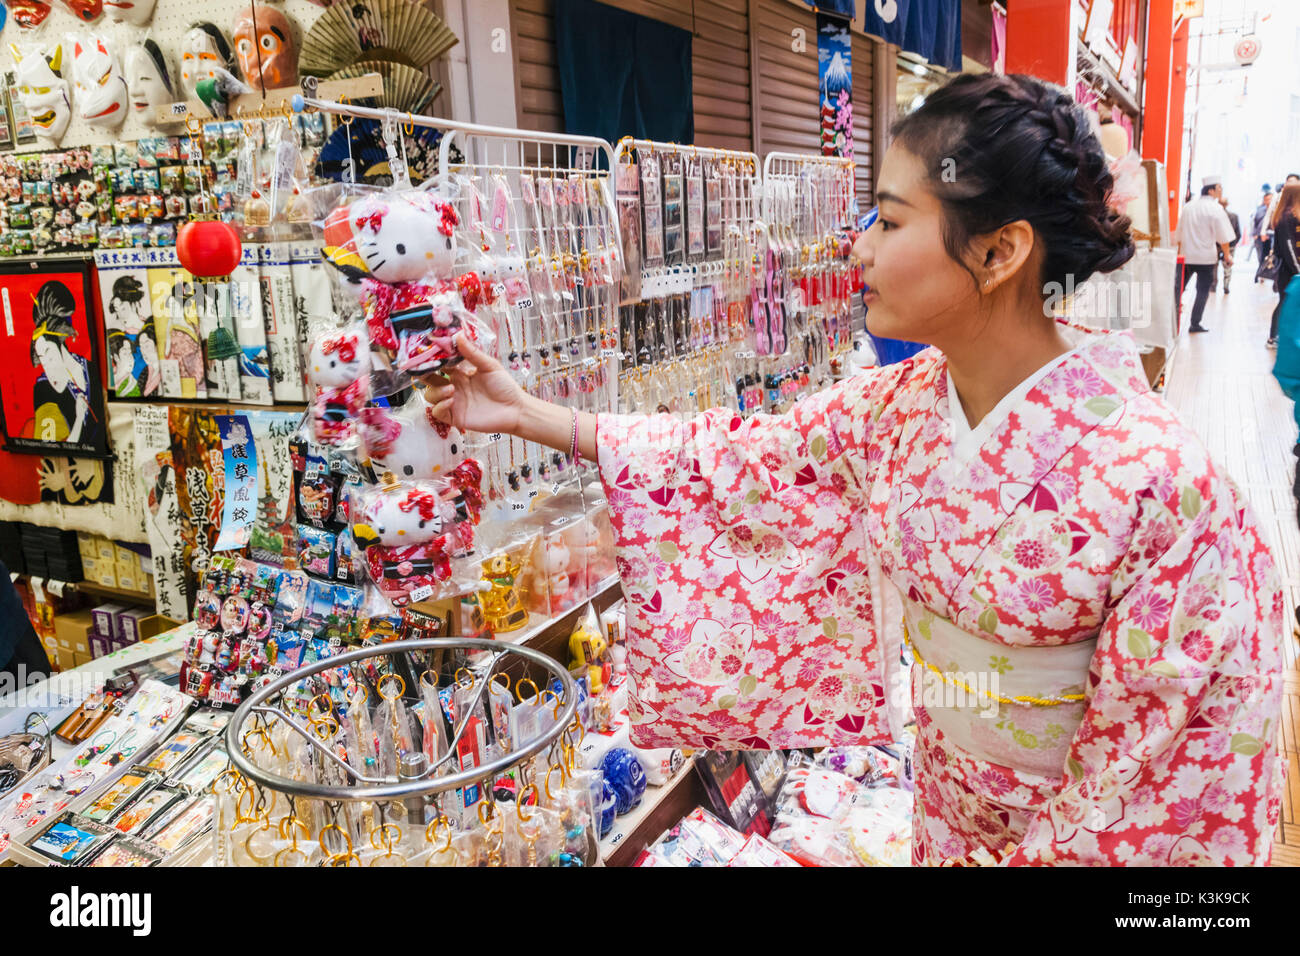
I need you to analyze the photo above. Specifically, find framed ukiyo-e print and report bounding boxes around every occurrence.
[0,259,110,462]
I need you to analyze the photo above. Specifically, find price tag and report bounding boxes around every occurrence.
[487,433,503,443]
[518,297,534,309]
[551,482,562,495]
[411,584,435,602]
[492,283,507,297]
[510,501,527,513]
[527,489,539,499]
[171,103,187,115]
[575,276,585,287]
[600,348,619,358]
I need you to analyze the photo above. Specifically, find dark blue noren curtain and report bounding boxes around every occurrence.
[861,0,962,72]
[554,0,693,145]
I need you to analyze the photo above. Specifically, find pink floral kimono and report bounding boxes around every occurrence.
[595,331,1286,865]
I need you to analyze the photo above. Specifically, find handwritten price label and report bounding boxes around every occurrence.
[411,584,435,602]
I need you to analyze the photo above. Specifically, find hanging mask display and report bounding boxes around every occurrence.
[68,34,128,130]
[232,4,299,93]
[7,0,52,29]
[57,0,101,22]
[102,0,156,26]
[179,23,237,101]
[125,40,174,121]
[9,42,71,144]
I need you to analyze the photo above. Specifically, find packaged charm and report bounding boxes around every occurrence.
[298,526,337,578]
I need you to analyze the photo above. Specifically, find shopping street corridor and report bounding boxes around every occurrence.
[1164,273,1300,865]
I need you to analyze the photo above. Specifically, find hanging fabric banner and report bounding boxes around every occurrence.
[243,410,299,567]
[817,13,853,159]
[991,2,1007,74]
[133,404,188,620]
[214,414,258,552]
[860,0,963,72]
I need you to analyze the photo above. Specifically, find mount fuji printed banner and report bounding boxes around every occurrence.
[817,13,853,159]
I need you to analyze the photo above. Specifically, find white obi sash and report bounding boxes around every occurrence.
[901,600,1096,779]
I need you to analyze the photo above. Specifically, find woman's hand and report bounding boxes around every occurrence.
[422,333,528,436]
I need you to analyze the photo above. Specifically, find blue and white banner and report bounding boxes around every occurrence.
[818,14,854,158]
[214,414,258,552]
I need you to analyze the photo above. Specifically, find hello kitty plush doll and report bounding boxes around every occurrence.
[322,191,489,375]
[307,327,371,445]
[359,392,466,481]
[352,484,474,607]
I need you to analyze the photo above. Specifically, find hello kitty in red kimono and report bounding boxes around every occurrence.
[596,329,1286,866]
[322,191,487,375]
[306,326,370,445]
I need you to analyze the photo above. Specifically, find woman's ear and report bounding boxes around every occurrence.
[978,219,1036,293]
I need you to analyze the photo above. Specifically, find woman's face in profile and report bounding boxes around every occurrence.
[852,144,984,346]
[34,336,69,391]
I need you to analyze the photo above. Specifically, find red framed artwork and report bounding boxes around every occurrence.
[0,259,110,459]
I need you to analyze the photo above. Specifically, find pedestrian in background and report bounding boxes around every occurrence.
[1212,194,1240,293]
[1253,185,1274,280]
[1268,182,1300,348]
[1175,175,1236,334]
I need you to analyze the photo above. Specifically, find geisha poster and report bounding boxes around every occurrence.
[0,261,110,459]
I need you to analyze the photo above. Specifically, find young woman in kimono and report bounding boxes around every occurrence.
[425,74,1286,866]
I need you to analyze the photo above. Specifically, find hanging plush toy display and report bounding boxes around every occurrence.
[306,325,371,446]
[68,34,128,130]
[9,42,71,144]
[103,0,156,26]
[232,4,299,92]
[319,189,494,376]
[359,391,467,481]
[351,466,484,608]
[124,40,173,121]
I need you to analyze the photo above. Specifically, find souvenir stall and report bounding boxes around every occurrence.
[0,10,900,862]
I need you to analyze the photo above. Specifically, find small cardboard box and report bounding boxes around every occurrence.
[115,559,139,593]
[95,536,115,562]
[72,650,92,669]
[137,614,178,640]
[91,558,118,589]
[91,603,127,638]
[77,534,95,560]
[116,607,151,644]
[113,543,137,566]
[88,633,113,659]
[53,609,95,657]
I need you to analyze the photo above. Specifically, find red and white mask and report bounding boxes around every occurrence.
[103,0,156,26]
[69,34,127,129]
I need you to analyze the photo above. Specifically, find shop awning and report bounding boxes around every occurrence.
[860,0,963,73]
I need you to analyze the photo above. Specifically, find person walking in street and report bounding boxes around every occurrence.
[1253,185,1274,281]
[1212,194,1240,293]
[1267,182,1300,349]
[1176,175,1236,333]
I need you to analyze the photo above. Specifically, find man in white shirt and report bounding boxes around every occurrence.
[1176,175,1236,333]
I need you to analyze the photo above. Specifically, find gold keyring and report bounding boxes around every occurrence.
[319,822,352,858]
[369,822,402,853]
[185,114,201,136]
[279,815,310,844]
[338,94,353,126]
[274,845,310,867]
[454,667,475,688]
[328,850,362,866]
[213,768,244,795]
[404,112,415,135]
[515,677,540,702]
[516,783,538,822]
[478,800,495,826]
[313,716,340,740]
[233,786,258,824]
[242,812,275,866]
[491,672,512,696]
[424,815,454,852]
[306,693,333,725]
[377,673,406,701]
[538,689,559,711]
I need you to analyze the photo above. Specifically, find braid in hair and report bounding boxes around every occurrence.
[892,73,1134,291]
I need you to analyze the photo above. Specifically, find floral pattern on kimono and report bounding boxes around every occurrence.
[596,331,1286,865]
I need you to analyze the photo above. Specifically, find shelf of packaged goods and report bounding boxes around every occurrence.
[599,755,705,868]
[74,581,156,606]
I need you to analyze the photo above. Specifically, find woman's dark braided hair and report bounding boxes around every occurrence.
[892,73,1134,291]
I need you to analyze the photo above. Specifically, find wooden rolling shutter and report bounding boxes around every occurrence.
[508,0,753,151]
[851,31,875,212]
[751,0,819,156]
